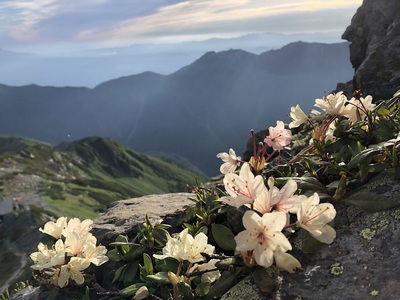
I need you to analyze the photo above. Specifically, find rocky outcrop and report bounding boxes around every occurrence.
[91,193,194,246]
[10,172,400,299]
[91,174,400,299]
[342,0,400,100]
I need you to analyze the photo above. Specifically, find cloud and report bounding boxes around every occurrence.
[77,0,362,44]
[0,0,362,47]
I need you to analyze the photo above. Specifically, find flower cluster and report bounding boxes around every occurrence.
[153,228,215,264]
[30,217,109,288]
[290,91,377,144]
[109,89,399,299]
[153,228,220,298]
[218,161,336,272]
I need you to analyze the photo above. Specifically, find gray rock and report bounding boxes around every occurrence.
[9,286,41,300]
[222,171,400,299]
[342,0,400,100]
[92,192,194,245]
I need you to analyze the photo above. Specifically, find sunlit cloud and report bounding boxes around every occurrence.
[77,0,362,44]
[0,0,362,48]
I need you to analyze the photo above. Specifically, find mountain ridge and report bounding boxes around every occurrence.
[0,41,353,175]
[0,136,206,219]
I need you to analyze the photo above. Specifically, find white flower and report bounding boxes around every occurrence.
[289,105,309,128]
[221,162,265,208]
[154,228,214,263]
[264,121,292,151]
[325,122,337,143]
[62,218,93,238]
[273,246,301,273]
[192,259,221,283]
[343,95,376,122]
[315,91,347,116]
[269,178,306,214]
[234,211,292,268]
[186,231,215,263]
[216,148,241,174]
[253,178,305,216]
[153,230,187,262]
[64,231,97,257]
[296,193,336,244]
[30,240,66,270]
[58,257,91,287]
[39,217,67,239]
[83,243,109,266]
[30,243,57,270]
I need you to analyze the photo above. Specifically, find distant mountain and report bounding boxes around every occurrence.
[0,136,206,219]
[0,42,354,175]
[1,32,346,87]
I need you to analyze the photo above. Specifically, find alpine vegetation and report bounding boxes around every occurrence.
[13,89,400,299]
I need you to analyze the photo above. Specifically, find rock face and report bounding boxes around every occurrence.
[89,174,400,299]
[342,0,400,100]
[224,171,400,299]
[277,172,400,299]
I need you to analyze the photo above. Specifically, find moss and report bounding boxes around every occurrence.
[220,277,263,300]
[359,228,376,240]
[330,262,344,276]
[370,290,379,296]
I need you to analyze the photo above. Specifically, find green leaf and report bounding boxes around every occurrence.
[205,269,241,299]
[252,267,276,294]
[177,282,194,300]
[112,264,127,283]
[301,229,324,253]
[347,148,383,169]
[368,162,391,173]
[143,253,154,276]
[372,118,396,143]
[276,177,327,193]
[123,244,146,261]
[146,272,170,285]
[107,248,122,262]
[111,235,131,255]
[343,192,400,212]
[332,174,347,201]
[119,283,146,297]
[376,105,391,118]
[195,282,210,297]
[196,225,209,236]
[152,227,168,246]
[123,261,139,285]
[155,257,180,273]
[82,286,90,300]
[211,224,236,251]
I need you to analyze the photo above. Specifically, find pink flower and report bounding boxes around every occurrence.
[264,121,292,151]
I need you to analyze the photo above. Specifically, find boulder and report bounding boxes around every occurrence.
[91,192,194,246]
[342,0,400,100]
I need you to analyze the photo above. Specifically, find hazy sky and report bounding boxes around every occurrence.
[0,0,362,54]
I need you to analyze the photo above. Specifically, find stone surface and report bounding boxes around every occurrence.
[222,171,400,299]
[92,192,194,245]
[342,0,400,100]
[9,286,41,300]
